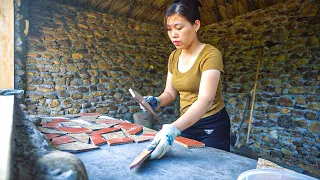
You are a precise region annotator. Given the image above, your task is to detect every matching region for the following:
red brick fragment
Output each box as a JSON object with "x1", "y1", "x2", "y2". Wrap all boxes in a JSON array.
[
  {"x1": 51, "y1": 135, "x2": 76, "y2": 146},
  {"x1": 115, "y1": 122, "x2": 142, "y2": 130},
  {"x1": 51, "y1": 119, "x2": 70, "y2": 123},
  {"x1": 42, "y1": 122, "x2": 62, "y2": 128},
  {"x1": 124, "y1": 126, "x2": 143, "y2": 135},
  {"x1": 57, "y1": 127, "x2": 93, "y2": 134},
  {"x1": 175, "y1": 136, "x2": 205, "y2": 148},
  {"x1": 141, "y1": 133, "x2": 156, "y2": 138},
  {"x1": 91, "y1": 127, "x2": 120, "y2": 136},
  {"x1": 90, "y1": 134, "x2": 107, "y2": 146},
  {"x1": 107, "y1": 137, "x2": 133, "y2": 146},
  {"x1": 44, "y1": 133, "x2": 61, "y2": 140}
]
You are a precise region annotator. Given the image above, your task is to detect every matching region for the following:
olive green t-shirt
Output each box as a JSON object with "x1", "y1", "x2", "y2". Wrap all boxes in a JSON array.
[{"x1": 168, "y1": 44, "x2": 225, "y2": 118}]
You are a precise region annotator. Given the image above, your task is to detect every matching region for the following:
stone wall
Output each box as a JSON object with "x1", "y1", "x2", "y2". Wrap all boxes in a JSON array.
[
  {"x1": 14, "y1": 0, "x2": 28, "y2": 90},
  {"x1": 21, "y1": 0, "x2": 319, "y2": 177},
  {"x1": 25, "y1": 0, "x2": 178, "y2": 126},
  {"x1": 199, "y1": 0, "x2": 319, "y2": 176}
]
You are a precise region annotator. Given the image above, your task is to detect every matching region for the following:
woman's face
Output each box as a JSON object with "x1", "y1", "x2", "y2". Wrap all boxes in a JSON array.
[{"x1": 166, "y1": 14, "x2": 198, "y2": 49}]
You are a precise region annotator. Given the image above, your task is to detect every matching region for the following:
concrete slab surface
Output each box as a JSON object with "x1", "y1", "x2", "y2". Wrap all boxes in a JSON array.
[{"x1": 76, "y1": 141, "x2": 257, "y2": 180}]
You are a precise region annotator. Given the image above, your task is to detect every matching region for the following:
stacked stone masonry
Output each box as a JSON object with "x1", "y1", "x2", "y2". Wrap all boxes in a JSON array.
[
  {"x1": 13, "y1": 0, "x2": 319, "y2": 177},
  {"x1": 24, "y1": 0, "x2": 178, "y2": 126},
  {"x1": 199, "y1": 0, "x2": 319, "y2": 176}
]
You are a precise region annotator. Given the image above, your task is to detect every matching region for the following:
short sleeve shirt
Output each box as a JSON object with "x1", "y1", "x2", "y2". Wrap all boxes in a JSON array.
[{"x1": 168, "y1": 44, "x2": 225, "y2": 118}]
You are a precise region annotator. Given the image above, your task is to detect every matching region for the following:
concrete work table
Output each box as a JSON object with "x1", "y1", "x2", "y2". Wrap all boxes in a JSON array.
[{"x1": 76, "y1": 141, "x2": 257, "y2": 180}]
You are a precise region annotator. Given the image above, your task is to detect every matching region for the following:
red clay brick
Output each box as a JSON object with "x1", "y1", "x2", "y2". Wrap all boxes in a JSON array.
[
  {"x1": 42, "y1": 122, "x2": 62, "y2": 128},
  {"x1": 107, "y1": 137, "x2": 133, "y2": 146},
  {"x1": 141, "y1": 133, "x2": 156, "y2": 138},
  {"x1": 115, "y1": 122, "x2": 142, "y2": 130},
  {"x1": 90, "y1": 134, "x2": 107, "y2": 146},
  {"x1": 44, "y1": 133, "x2": 61, "y2": 140},
  {"x1": 124, "y1": 126, "x2": 143, "y2": 135},
  {"x1": 51, "y1": 135, "x2": 76, "y2": 146},
  {"x1": 50, "y1": 119, "x2": 71, "y2": 123},
  {"x1": 91, "y1": 127, "x2": 120, "y2": 136},
  {"x1": 175, "y1": 136, "x2": 205, "y2": 148}
]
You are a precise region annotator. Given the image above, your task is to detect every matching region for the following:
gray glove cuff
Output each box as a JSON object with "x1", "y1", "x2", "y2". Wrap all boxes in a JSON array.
[
  {"x1": 163, "y1": 124, "x2": 181, "y2": 137},
  {"x1": 155, "y1": 97, "x2": 161, "y2": 109}
]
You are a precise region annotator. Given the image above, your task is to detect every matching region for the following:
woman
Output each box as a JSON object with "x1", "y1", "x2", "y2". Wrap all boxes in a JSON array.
[{"x1": 144, "y1": 0, "x2": 230, "y2": 160}]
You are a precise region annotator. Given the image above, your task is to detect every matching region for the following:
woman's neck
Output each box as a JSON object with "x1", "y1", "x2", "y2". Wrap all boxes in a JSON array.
[{"x1": 181, "y1": 40, "x2": 204, "y2": 57}]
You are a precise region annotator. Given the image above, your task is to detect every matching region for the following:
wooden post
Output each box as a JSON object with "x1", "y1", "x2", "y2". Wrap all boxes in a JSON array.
[
  {"x1": 0, "y1": 0, "x2": 14, "y2": 89},
  {"x1": 246, "y1": 48, "x2": 262, "y2": 144}
]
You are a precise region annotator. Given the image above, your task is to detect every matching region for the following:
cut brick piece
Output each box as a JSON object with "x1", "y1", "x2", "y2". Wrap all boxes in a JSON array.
[
  {"x1": 141, "y1": 133, "x2": 156, "y2": 139},
  {"x1": 38, "y1": 127, "x2": 66, "y2": 134},
  {"x1": 90, "y1": 134, "x2": 107, "y2": 146},
  {"x1": 68, "y1": 133, "x2": 90, "y2": 143},
  {"x1": 41, "y1": 122, "x2": 62, "y2": 129},
  {"x1": 115, "y1": 122, "x2": 142, "y2": 130},
  {"x1": 53, "y1": 141, "x2": 99, "y2": 153},
  {"x1": 51, "y1": 135, "x2": 76, "y2": 146},
  {"x1": 174, "y1": 136, "x2": 205, "y2": 148},
  {"x1": 57, "y1": 127, "x2": 93, "y2": 134},
  {"x1": 44, "y1": 133, "x2": 61, "y2": 140},
  {"x1": 123, "y1": 126, "x2": 143, "y2": 135},
  {"x1": 107, "y1": 137, "x2": 133, "y2": 146},
  {"x1": 50, "y1": 119, "x2": 71, "y2": 123},
  {"x1": 91, "y1": 127, "x2": 120, "y2": 136},
  {"x1": 102, "y1": 131, "x2": 126, "y2": 140}
]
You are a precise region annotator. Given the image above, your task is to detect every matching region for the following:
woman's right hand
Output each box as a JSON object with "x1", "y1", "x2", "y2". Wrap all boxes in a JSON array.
[{"x1": 141, "y1": 96, "x2": 160, "y2": 110}]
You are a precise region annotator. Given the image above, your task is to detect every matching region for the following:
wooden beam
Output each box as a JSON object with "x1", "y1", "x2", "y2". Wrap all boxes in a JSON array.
[
  {"x1": 214, "y1": 0, "x2": 221, "y2": 22},
  {"x1": 0, "y1": 0, "x2": 14, "y2": 89},
  {"x1": 248, "y1": 0, "x2": 256, "y2": 10},
  {"x1": 246, "y1": 48, "x2": 262, "y2": 144},
  {"x1": 127, "y1": 0, "x2": 136, "y2": 18}
]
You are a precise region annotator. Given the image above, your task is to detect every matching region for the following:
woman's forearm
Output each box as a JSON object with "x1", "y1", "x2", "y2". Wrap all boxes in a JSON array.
[
  {"x1": 171, "y1": 98, "x2": 213, "y2": 131},
  {"x1": 158, "y1": 91, "x2": 176, "y2": 107}
]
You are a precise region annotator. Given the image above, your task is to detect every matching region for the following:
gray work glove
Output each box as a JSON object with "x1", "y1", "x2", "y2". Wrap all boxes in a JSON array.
[{"x1": 148, "y1": 124, "x2": 181, "y2": 160}]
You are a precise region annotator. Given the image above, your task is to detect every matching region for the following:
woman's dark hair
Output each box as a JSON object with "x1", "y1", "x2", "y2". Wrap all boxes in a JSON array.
[{"x1": 164, "y1": 0, "x2": 202, "y2": 26}]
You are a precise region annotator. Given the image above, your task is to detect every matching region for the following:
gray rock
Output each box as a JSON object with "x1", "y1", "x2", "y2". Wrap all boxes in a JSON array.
[{"x1": 35, "y1": 151, "x2": 88, "y2": 180}]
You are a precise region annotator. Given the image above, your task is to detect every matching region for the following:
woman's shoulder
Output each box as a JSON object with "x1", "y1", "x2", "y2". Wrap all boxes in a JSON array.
[
  {"x1": 202, "y1": 44, "x2": 222, "y2": 57},
  {"x1": 169, "y1": 49, "x2": 181, "y2": 60},
  {"x1": 203, "y1": 44, "x2": 221, "y2": 53}
]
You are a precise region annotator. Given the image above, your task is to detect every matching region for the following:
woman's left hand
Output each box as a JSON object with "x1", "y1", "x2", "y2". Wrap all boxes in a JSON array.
[{"x1": 148, "y1": 124, "x2": 181, "y2": 160}]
